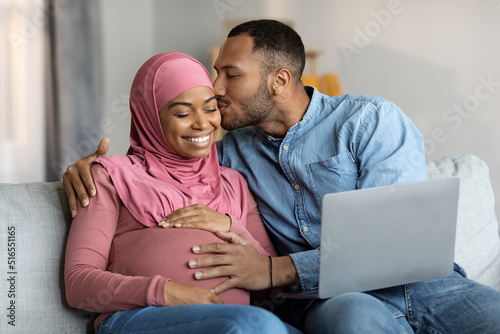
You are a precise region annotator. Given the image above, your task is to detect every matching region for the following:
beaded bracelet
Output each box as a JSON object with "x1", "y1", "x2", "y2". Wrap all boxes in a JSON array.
[{"x1": 268, "y1": 256, "x2": 274, "y2": 289}]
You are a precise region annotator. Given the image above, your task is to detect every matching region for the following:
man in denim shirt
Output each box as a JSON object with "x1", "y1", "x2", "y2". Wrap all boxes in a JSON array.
[{"x1": 66, "y1": 19, "x2": 500, "y2": 333}]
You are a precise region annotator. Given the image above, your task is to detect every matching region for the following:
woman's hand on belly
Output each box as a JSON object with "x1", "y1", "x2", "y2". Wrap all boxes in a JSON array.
[
  {"x1": 158, "y1": 204, "x2": 231, "y2": 233},
  {"x1": 163, "y1": 280, "x2": 223, "y2": 305}
]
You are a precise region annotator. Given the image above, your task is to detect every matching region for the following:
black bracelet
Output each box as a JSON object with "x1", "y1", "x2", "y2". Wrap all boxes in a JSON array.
[{"x1": 268, "y1": 256, "x2": 274, "y2": 289}]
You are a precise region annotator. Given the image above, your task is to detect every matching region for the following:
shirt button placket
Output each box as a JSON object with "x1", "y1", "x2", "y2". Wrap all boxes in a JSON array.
[
  {"x1": 286, "y1": 144, "x2": 300, "y2": 192},
  {"x1": 282, "y1": 142, "x2": 306, "y2": 236}
]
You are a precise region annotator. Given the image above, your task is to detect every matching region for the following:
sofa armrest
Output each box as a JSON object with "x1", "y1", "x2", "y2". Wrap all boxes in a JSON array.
[
  {"x1": 427, "y1": 155, "x2": 500, "y2": 291},
  {"x1": 0, "y1": 182, "x2": 93, "y2": 333}
]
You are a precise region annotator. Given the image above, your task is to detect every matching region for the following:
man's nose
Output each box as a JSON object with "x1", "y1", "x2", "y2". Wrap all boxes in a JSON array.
[{"x1": 213, "y1": 76, "x2": 226, "y2": 97}]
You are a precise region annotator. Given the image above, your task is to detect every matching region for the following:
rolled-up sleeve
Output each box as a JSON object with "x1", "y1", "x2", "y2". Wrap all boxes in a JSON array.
[{"x1": 289, "y1": 249, "x2": 320, "y2": 290}]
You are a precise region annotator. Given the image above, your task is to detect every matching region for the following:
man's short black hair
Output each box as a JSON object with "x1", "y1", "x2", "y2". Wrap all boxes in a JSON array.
[{"x1": 228, "y1": 19, "x2": 306, "y2": 83}]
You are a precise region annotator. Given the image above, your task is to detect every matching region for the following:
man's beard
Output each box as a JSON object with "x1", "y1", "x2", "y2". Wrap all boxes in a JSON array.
[{"x1": 221, "y1": 79, "x2": 277, "y2": 131}]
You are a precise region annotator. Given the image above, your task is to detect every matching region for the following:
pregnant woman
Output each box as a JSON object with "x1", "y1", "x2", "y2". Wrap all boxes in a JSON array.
[{"x1": 64, "y1": 52, "x2": 300, "y2": 334}]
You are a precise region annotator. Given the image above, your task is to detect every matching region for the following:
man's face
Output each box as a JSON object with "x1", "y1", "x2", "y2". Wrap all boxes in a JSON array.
[{"x1": 213, "y1": 35, "x2": 276, "y2": 131}]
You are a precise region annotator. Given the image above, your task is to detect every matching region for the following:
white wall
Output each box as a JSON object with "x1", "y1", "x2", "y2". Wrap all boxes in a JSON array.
[
  {"x1": 100, "y1": 0, "x2": 301, "y2": 155},
  {"x1": 152, "y1": 1, "x2": 222, "y2": 69},
  {"x1": 290, "y1": 0, "x2": 500, "y2": 215},
  {"x1": 100, "y1": 0, "x2": 156, "y2": 156},
  {"x1": 100, "y1": 0, "x2": 500, "y2": 215}
]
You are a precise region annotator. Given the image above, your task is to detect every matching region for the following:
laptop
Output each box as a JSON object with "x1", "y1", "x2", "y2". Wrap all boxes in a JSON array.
[{"x1": 278, "y1": 177, "x2": 460, "y2": 299}]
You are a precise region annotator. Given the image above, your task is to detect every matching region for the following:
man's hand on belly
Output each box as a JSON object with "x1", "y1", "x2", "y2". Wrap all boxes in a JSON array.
[
  {"x1": 188, "y1": 231, "x2": 300, "y2": 294},
  {"x1": 188, "y1": 231, "x2": 271, "y2": 293}
]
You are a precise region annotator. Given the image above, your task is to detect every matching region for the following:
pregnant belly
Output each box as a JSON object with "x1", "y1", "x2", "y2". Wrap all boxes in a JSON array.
[{"x1": 108, "y1": 227, "x2": 248, "y2": 305}]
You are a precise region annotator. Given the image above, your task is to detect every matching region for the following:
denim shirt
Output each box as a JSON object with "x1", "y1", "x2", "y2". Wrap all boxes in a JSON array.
[{"x1": 216, "y1": 87, "x2": 427, "y2": 290}]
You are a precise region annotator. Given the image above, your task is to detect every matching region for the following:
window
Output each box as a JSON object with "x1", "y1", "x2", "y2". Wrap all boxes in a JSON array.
[{"x1": 0, "y1": 0, "x2": 45, "y2": 182}]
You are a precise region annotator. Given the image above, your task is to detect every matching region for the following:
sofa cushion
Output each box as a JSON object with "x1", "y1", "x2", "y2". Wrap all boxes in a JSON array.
[
  {"x1": 0, "y1": 154, "x2": 499, "y2": 334},
  {"x1": 427, "y1": 155, "x2": 500, "y2": 291},
  {"x1": 0, "y1": 182, "x2": 93, "y2": 333}
]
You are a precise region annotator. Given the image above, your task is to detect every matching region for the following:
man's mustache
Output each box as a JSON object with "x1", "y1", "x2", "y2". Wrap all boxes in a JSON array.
[{"x1": 216, "y1": 97, "x2": 231, "y2": 106}]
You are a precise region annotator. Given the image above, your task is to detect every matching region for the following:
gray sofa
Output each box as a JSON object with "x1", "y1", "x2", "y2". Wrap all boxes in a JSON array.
[{"x1": 1, "y1": 154, "x2": 500, "y2": 333}]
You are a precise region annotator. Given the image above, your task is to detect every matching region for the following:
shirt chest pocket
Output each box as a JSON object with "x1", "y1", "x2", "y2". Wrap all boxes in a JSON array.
[{"x1": 306, "y1": 151, "x2": 359, "y2": 208}]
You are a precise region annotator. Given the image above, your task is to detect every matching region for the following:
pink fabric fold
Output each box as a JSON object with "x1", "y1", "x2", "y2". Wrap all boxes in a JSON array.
[{"x1": 93, "y1": 52, "x2": 243, "y2": 227}]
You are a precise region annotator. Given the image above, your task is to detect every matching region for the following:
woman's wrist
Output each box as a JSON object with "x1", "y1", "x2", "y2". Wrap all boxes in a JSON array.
[{"x1": 163, "y1": 279, "x2": 174, "y2": 305}]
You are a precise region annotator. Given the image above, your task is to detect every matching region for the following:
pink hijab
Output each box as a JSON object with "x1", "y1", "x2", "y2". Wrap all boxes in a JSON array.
[{"x1": 94, "y1": 52, "x2": 245, "y2": 227}]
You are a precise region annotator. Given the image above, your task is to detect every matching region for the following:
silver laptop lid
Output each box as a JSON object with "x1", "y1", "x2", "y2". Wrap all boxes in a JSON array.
[{"x1": 318, "y1": 177, "x2": 460, "y2": 299}]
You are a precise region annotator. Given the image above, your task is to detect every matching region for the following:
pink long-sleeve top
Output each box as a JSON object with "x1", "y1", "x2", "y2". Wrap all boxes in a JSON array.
[{"x1": 64, "y1": 164, "x2": 276, "y2": 330}]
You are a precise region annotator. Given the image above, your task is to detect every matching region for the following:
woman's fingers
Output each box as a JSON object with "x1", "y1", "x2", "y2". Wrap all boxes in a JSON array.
[
  {"x1": 158, "y1": 204, "x2": 230, "y2": 232},
  {"x1": 163, "y1": 281, "x2": 223, "y2": 305}
]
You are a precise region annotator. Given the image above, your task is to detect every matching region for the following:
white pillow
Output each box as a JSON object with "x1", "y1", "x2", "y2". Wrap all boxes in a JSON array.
[{"x1": 427, "y1": 155, "x2": 500, "y2": 291}]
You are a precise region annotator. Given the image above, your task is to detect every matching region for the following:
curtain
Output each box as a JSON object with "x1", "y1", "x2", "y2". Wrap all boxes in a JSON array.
[{"x1": 45, "y1": 0, "x2": 102, "y2": 181}]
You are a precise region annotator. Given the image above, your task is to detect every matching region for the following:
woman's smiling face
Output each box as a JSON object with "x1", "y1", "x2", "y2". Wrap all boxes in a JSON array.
[{"x1": 159, "y1": 86, "x2": 220, "y2": 159}]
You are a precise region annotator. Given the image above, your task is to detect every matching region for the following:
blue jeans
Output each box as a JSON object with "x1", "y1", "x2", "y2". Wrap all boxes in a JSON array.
[
  {"x1": 96, "y1": 304, "x2": 302, "y2": 334},
  {"x1": 301, "y1": 264, "x2": 500, "y2": 333}
]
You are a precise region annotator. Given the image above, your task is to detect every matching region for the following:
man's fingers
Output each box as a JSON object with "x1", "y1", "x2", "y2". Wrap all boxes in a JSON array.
[
  {"x1": 192, "y1": 241, "x2": 234, "y2": 256},
  {"x1": 192, "y1": 263, "x2": 234, "y2": 281},
  {"x1": 77, "y1": 157, "x2": 97, "y2": 197},
  {"x1": 83, "y1": 137, "x2": 109, "y2": 196},
  {"x1": 79, "y1": 137, "x2": 109, "y2": 197},
  {"x1": 189, "y1": 251, "x2": 233, "y2": 270},
  {"x1": 65, "y1": 164, "x2": 90, "y2": 208},
  {"x1": 63, "y1": 175, "x2": 78, "y2": 218},
  {"x1": 61, "y1": 137, "x2": 109, "y2": 218},
  {"x1": 214, "y1": 230, "x2": 250, "y2": 245},
  {"x1": 95, "y1": 137, "x2": 110, "y2": 158}
]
